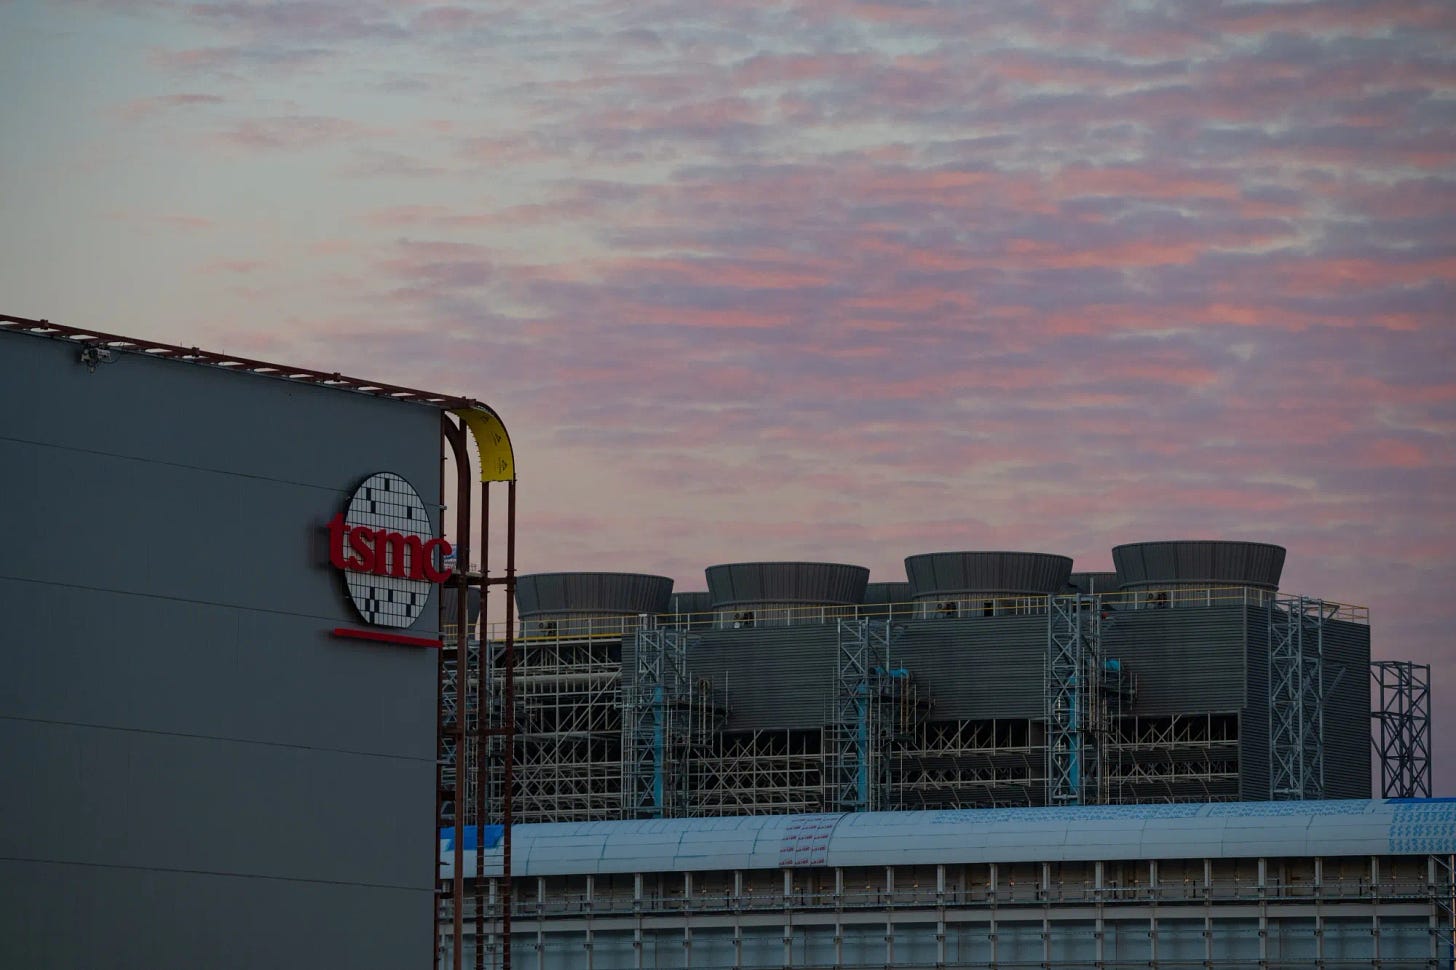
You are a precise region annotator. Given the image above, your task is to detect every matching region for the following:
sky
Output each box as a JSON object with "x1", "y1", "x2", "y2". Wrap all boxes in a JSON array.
[{"x1": 2, "y1": 1, "x2": 1454, "y2": 788}]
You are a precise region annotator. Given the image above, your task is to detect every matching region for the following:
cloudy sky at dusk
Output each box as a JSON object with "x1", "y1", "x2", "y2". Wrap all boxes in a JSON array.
[{"x1": 3, "y1": 3, "x2": 1453, "y2": 783}]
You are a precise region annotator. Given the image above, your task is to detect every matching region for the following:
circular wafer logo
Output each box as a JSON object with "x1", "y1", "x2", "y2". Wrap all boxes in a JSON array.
[{"x1": 327, "y1": 472, "x2": 452, "y2": 628}]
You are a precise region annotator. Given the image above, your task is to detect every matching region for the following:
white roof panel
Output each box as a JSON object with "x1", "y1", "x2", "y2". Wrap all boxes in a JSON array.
[{"x1": 441, "y1": 799, "x2": 1456, "y2": 879}]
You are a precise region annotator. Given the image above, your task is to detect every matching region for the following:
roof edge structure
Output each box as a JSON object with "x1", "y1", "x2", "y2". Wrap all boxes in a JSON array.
[
  {"x1": 1, "y1": 313, "x2": 477, "y2": 410},
  {"x1": 441, "y1": 799, "x2": 1456, "y2": 878},
  {"x1": 2, "y1": 314, "x2": 518, "y2": 483}
]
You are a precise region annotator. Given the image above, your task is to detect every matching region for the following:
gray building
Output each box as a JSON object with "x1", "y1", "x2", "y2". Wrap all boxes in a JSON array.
[
  {"x1": 0, "y1": 320, "x2": 494, "y2": 968},
  {"x1": 443, "y1": 798, "x2": 1456, "y2": 969},
  {"x1": 482, "y1": 543, "x2": 1382, "y2": 826}
]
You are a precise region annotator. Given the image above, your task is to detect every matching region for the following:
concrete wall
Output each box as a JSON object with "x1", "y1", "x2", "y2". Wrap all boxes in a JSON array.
[{"x1": 0, "y1": 333, "x2": 441, "y2": 969}]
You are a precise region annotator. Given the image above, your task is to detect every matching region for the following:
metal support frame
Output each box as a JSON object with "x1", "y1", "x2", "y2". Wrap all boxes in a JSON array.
[
  {"x1": 622, "y1": 625, "x2": 695, "y2": 818},
  {"x1": 826, "y1": 618, "x2": 901, "y2": 812},
  {"x1": 1371, "y1": 660, "x2": 1432, "y2": 798},
  {"x1": 438, "y1": 414, "x2": 517, "y2": 970},
  {"x1": 1268, "y1": 595, "x2": 1333, "y2": 800},
  {"x1": 1046, "y1": 594, "x2": 1107, "y2": 805}
]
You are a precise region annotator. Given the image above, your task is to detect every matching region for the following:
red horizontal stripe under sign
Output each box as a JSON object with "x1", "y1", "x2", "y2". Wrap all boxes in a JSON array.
[{"x1": 332, "y1": 627, "x2": 443, "y2": 649}]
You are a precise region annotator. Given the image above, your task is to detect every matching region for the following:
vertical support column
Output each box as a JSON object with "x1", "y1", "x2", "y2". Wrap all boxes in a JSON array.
[
  {"x1": 501, "y1": 479, "x2": 518, "y2": 970},
  {"x1": 442, "y1": 416, "x2": 473, "y2": 970},
  {"x1": 633, "y1": 873, "x2": 644, "y2": 970},
  {"x1": 783, "y1": 869, "x2": 794, "y2": 970},
  {"x1": 1203, "y1": 859, "x2": 1214, "y2": 969},
  {"x1": 475, "y1": 481, "x2": 489, "y2": 970},
  {"x1": 683, "y1": 871, "x2": 693, "y2": 967},
  {"x1": 936, "y1": 864, "x2": 947, "y2": 970},
  {"x1": 733, "y1": 871, "x2": 744, "y2": 970},
  {"x1": 1258, "y1": 857, "x2": 1269, "y2": 967},
  {"x1": 884, "y1": 865, "x2": 895, "y2": 969},
  {"x1": 1148, "y1": 859, "x2": 1159, "y2": 970},
  {"x1": 1315, "y1": 857, "x2": 1325, "y2": 970},
  {"x1": 1371, "y1": 856, "x2": 1382, "y2": 967},
  {"x1": 989, "y1": 863, "x2": 999, "y2": 970},
  {"x1": 584, "y1": 874, "x2": 595, "y2": 970},
  {"x1": 833, "y1": 868, "x2": 844, "y2": 970}
]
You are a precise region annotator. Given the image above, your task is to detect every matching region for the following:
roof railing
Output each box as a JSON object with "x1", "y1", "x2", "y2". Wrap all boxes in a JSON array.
[{"x1": 483, "y1": 585, "x2": 1367, "y2": 641}]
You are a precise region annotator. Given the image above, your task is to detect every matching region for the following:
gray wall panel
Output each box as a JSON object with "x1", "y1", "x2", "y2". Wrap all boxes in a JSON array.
[
  {"x1": 0, "y1": 331, "x2": 442, "y2": 969},
  {"x1": 0, "y1": 332, "x2": 439, "y2": 491},
  {"x1": 0, "y1": 859, "x2": 428, "y2": 970},
  {"x1": 0, "y1": 578, "x2": 436, "y2": 760},
  {"x1": 0, "y1": 436, "x2": 440, "y2": 632},
  {"x1": 0, "y1": 706, "x2": 433, "y2": 888}
]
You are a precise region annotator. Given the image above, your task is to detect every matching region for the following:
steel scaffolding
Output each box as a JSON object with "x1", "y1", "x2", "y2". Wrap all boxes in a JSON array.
[
  {"x1": 1105, "y1": 713, "x2": 1239, "y2": 804},
  {"x1": 456, "y1": 585, "x2": 1371, "y2": 843},
  {"x1": 1268, "y1": 595, "x2": 1334, "y2": 799},
  {"x1": 825, "y1": 618, "x2": 909, "y2": 812},
  {"x1": 1371, "y1": 660, "x2": 1432, "y2": 798},
  {"x1": 622, "y1": 625, "x2": 690, "y2": 818},
  {"x1": 890, "y1": 718, "x2": 1043, "y2": 809},
  {"x1": 484, "y1": 633, "x2": 623, "y2": 823},
  {"x1": 691, "y1": 729, "x2": 824, "y2": 816},
  {"x1": 1046, "y1": 594, "x2": 1107, "y2": 805}
]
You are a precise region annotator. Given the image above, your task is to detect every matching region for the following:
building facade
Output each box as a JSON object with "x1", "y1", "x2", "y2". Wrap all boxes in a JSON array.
[
  {"x1": 1, "y1": 319, "x2": 511, "y2": 969},
  {"x1": 442, "y1": 798, "x2": 1456, "y2": 969}
]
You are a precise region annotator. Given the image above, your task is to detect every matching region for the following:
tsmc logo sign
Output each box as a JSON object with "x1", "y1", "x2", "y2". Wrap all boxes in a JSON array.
[{"x1": 327, "y1": 472, "x2": 453, "y2": 630}]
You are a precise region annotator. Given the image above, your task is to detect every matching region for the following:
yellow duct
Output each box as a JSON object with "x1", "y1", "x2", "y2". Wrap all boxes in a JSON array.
[{"x1": 450, "y1": 405, "x2": 516, "y2": 482}]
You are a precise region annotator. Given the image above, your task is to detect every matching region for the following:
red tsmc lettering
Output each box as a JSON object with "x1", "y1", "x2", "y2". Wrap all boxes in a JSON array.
[{"x1": 327, "y1": 513, "x2": 453, "y2": 583}]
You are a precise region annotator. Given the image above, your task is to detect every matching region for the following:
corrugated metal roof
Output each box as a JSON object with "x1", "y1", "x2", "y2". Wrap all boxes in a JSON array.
[{"x1": 442, "y1": 799, "x2": 1456, "y2": 878}]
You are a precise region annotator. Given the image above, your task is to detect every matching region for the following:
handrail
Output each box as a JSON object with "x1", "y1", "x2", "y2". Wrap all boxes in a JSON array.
[{"x1": 478, "y1": 586, "x2": 1368, "y2": 641}]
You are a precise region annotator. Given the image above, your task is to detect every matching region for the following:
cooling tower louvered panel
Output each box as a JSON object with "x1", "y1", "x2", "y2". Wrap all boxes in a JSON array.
[
  {"x1": 1321, "y1": 618, "x2": 1372, "y2": 799},
  {"x1": 705, "y1": 562, "x2": 869, "y2": 608},
  {"x1": 670, "y1": 591, "x2": 713, "y2": 615},
  {"x1": 1066, "y1": 572, "x2": 1119, "y2": 594},
  {"x1": 862, "y1": 582, "x2": 912, "y2": 606},
  {"x1": 1240, "y1": 607, "x2": 1271, "y2": 801},
  {"x1": 516, "y1": 572, "x2": 674, "y2": 617},
  {"x1": 687, "y1": 626, "x2": 839, "y2": 730},
  {"x1": 1112, "y1": 541, "x2": 1286, "y2": 591},
  {"x1": 904, "y1": 552, "x2": 1073, "y2": 599},
  {"x1": 894, "y1": 616, "x2": 1048, "y2": 719},
  {"x1": 440, "y1": 586, "x2": 481, "y2": 630},
  {"x1": 1101, "y1": 606, "x2": 1248, "y2": 715}
]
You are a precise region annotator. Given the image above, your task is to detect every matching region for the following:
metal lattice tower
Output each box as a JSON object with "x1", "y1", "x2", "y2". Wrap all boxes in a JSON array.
[
  {"x1": 1371, "y1": 660, "x2": 1432, "y2": 798},
  {"x1": 826, "y1": 618, "x2": 900, "y2": 813},
  {"x1": 1046, "y1": 594, "x2": 1106, "y2": 805},
  {"x1": 622, "y1": 624, "x2": 693, "y2": 818},
  {"x1": 1268, "y1": 596, "x2": 1331, "y2": 800}
]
